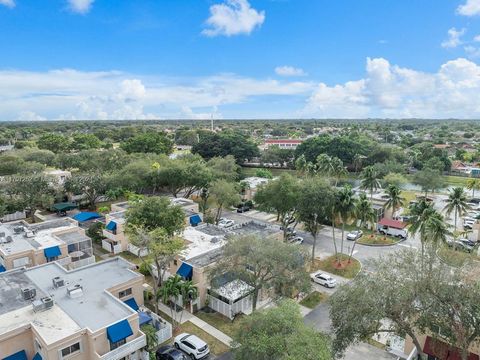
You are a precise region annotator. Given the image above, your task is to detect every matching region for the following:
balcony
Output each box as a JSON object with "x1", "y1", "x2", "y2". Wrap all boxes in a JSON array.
[
  {"x1": 103, "y1": 229, "x2": 120, "y2": 242},
  {"x1": 98, "y1": 333, "x2": 147, "y2": 360}
]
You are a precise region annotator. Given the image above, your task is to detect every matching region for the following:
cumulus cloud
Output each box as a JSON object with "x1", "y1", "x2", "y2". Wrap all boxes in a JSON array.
[
  {"x1": 202, "y1": 0, "x2": 265, "y2": 37},
  {"x1": 275, "y1": 66, "x2": 307, "y2": 77},
  {"x1": 441, "y1": 27, "x2": 466, "y2": 48},
  {"x1": 180, "y1": 106, "x2": 222, "y2": 120},
  {"x1": 0, "y1": 0, "x2": 15, "y2": 8},
  {"x1": 17, "y1": 111, "x2": 46, "y2": 121},
  {"x1": 303, "y1": 57, "x2": 480, "y2": 118},
  {"x1": 457, "y1": 0, "x2": 480, "y2": 16},
  {"x1": 67, "y1": 0, "x2": 94, "y2": 14}
]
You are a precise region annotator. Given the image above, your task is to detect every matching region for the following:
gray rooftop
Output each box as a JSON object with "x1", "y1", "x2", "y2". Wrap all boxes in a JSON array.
[
  {"x1": 229, "y1": 221, "x2": 280, "y2": 238},
  {"x1": 56, "y1": 230, "x2": 90, "y2": 245},
  {"x1": 24, "y1": 257, "x2": 140, "y2": 331},
  {"x1": 0, "y1": 270, "x2": 46, "y2": 315},
  {"x1": 187, "y1": 247, "x2": 224, "y2": 268},
  {"x1": 196, "y1": 224, "x2": 231, "y2": 237}
]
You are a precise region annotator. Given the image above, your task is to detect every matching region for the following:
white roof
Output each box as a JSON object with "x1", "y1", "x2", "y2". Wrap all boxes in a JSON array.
[
  {"x1": 242, "y1": 177, "x2": 271, "y2": 188},
  {"x1": 181, "y1": 227, "x2": 225, "y2": 261},
  {"x1": 214, "y1": 279, "x2": 254, "y2": 302}
]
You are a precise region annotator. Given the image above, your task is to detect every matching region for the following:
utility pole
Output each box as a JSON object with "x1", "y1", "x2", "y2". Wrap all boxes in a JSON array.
[{"x1": 210, "y1": 113, "x2": 214, "y2": 132}]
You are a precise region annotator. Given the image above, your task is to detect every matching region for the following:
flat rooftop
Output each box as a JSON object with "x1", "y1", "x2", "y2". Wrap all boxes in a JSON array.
[
  {"x1": 181, "y1": 226, "x2": 226, "y2": 261},
  {"x1": 187, "y1": 247, "x2": 224, "y2": 268},
  {"x1": 0, "y1": 219, "x2": 77, "y2": 255},
  {"x1": 229, "y1": 221, "x2": 280, "y2": 238},
  {"x1": 25, "y1": 257, "x2": 140, "y2": 332},
  {"x1": 0, "y1": 270, "x2": 46, "y2": 315}
]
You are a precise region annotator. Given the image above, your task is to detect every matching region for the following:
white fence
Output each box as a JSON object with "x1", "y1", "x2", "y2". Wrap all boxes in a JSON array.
[
  {"x1": 128, "y1": 243, "x2": 149, "y2": 257},
  {"x1": 1, "y1": 211, "x2": 26, "y2": 222},
  {"x1": 207, "y1": 294, "x2": 253, "y2": 320},
  {"x1": 102, "y1": 240, "x2": 122, "y2": 254},
  {"x1": 141, "y1": 307, "x2": 173, "y2": 344}
]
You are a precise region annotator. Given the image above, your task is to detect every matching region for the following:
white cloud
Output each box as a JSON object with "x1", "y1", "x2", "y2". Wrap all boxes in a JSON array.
[
  {"x1": 180, "y1": 106, "x2": 222, "y2": 120},
  {"x1": 457, "y1": 0, "x2": 480, "y2": 16},
  {"x1": 465, "y1": 45, "x2": 480, "y2": 58},
  {"x1": 202, "y1": 0, "x2": 265, "y2": 37},
  {"x1": 0, "y1": 0, "x2": 15, "y2": 8},
  {"x1": 67, "y1": 0, "x2": 94, "y2": 14},
  {"x1": 275, "y1": 66, "x2": 307, "y2": 77},
  {"x1": 474, "y1": 35, "x2": 480, "y2": 42},
  {"x1": 17, "y1": 111, "x2": 46, "y2": 121},
  {"x1": 303, "y1": 57, "x2": 480, "y2": 118},
  {"x1": 441, "y1": 27, "x2": 466, "y2": 48}
]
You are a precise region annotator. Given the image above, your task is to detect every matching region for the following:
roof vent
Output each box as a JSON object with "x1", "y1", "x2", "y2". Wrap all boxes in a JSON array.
[
  {"x1": 67, "y1": 284, "x2": 83, "y2": 298},
  {"x1": 21, "y1": 287, "x2": 37, "y2": 301},
  {"x1": 32, "y1": 296, "x2": 54, "y2": 312},
  {"x1": 0, "y1": 232, "x2": 5, "y2": 238},
  {"x1": 210, "y1": 237, "x2": 220, "y2": 243},
  {"x1": 52, "y1": 276, "x2": 65, "y2": 289},
  {"x1": 25, "y1": 231, "x2": 35, "y2": 238},
  {"x1": 13, "y1": 226, "x2": 23, "y2": 234},
  {"x1": 5, "y1": 236, "x2": 12, "y2": 243}
]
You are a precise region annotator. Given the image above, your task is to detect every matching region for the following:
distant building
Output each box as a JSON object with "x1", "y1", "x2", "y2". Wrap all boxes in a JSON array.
[
  {"x1": 241, "y1": 177, "x2": 271, "y2": 200},
  {"x1": 263, "y1": 139, "x2": 303, "y2": 150},
  {"x1": 0, "y1": 257, "x2": 156, "y2": 360}
]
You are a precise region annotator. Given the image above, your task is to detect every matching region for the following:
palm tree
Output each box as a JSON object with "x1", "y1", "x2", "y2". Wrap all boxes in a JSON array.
[
  {"x1": 355, "y1": 193, "x2": 376, "y2": 229},
  {"x1": 160, "y1": 275, "x2": 184, "y2": 329},
  {"x1": 141, "y1": 324, "x2": 159, "y2": 355},
  {"x1": 317, "y1": 154, "x2": 347, "y2": 186},
  {"x1": 360, "y1": 166, "x2": 381, "y2": 200},
  {"x1": 336, "y1": 186, "x2": 356, "y2": 258},
  {"x1": 467, "y1": 178, "x2": 480, "y2": 198},
  {"x1": 385, "y1": 185, "x2": 405, "y2": 219},
  {"x1": 443, "y1": 187, "x2": 469, "y2": 234},
  {"x1": 181, "y1": 280, "x2": 199, "y2": 312},
  {"x1": 353, "y1": 154, "x2": 366, "y2": 174},
  {"x1": 408, "y1": 200, "x2": 437, "y2": 257},
  {"x1": 426, "y1": 212, "x2": 451, "y2": 250}
]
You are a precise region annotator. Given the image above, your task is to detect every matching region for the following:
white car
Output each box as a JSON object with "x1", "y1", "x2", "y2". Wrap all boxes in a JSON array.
[
  {"x1": 311, "y1": 273, "x2": 337, "y2": 288},
  {"x1": 288, "y1": 236, "x2": 304, "y2": 245},
  {"x1": 464, "y1": 220, "x2": 475, "y2": 229},
  {"x1": 218, "y1": 219, "x2": 234, "y2": 228},
  {"x1": 174, "y1": 333, "x2": 210, "y2": 360},
  {"x1": 346, "y1": 230, "x2": 363, "y2": 241}
]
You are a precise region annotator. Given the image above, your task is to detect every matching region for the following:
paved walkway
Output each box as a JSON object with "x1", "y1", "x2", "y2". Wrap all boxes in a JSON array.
[{"x1": 189, "y1": 316, "x2": 233, "y2": 347}]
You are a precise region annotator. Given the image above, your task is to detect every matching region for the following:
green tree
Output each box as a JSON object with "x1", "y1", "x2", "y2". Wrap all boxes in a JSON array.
[
  {"x1": 408, "y1": 200, "x2": 444, "y2": 257},
  {"x1": 354, "y1": 193, "x2": 376, "y2": 229},
  {"x1": 37, "y1": 133, "x2": 71, "y2": 153},
  {"x1": 412, "y1": 168, "x2": 445, "y2": 196},
  {"x1": 232, "y1": 300, "x2": 331, "y2": 360},
  {"x1": 443, "y1": 187, "x2": 469, "y2": 237},
  {"x1": 207, "y1": 155, "x2": 239, "y2": 181},
  {"x1": 360, "y1": 166, "x2": 381, "y2": 200},
  {"x1": 64, "y1": 173, "x2": 108, "y2": 209},
  {"x1": 255, "y1": 168, "x2": 273, "y2": 179},
  {"x1": 254, "y1": 174, "x2": 300, "y2": 241},
  {"x1": 160, "y1": 275, "x2": 198, "y2": 329},
  {"x1": 209, "y1": 179, "x2": 241, "y2": 224},
  {"x1": 120, "y1": 132, "x2": 173, "y2": 155},
  {"x1": 297, "y1": 177, "x2": 335, "y2": 263},
  {"x1": 316, "y1": 154, "x2": 347, "y2": 186},
  {"x1": 70, "y1": 133, "x2": 102, "y2": 150},
  {"x1": 383, "y1": 172, "x2": 407, "y2": 188},
  {"x1": 385, "y1": 184, "x2": 405, "y2": 218},
  {"x1": 141, "y1": 324, "x2": 159, "y2": 357},
  {"x1": 211, "y1": 236, "x2": 310, "y2": 311},
  {"x1": 466, "y1": 177, "x2": 480, "y2": 198},
  {"x1": 336, "y1": 186, "x2": 356, "y2": 258}
]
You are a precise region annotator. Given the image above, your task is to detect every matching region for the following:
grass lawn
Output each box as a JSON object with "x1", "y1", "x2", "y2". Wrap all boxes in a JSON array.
[
  {"x1": 195, "y1": 310, "x2": 243, "y2": 338},
  {"x1": 357, "y1": 233, "x2": 398, "y2": 245},
  {"x1": 240, "y1": 166, "x2": 295, "y2": 177},
  {"x1": 177, "y1": 321, "x2": 231, "y2": 356},
  {"x1": 437, "y1": 246, "x2": 479, "y2": 268},
  {"x1": 442, "y1": 175, "x2": 469, "y2": 187},
  {"x1": 310, "y1": 254, "x2": 361, "y2": 279},
  {"x1": 299, "y1": 291, "x2": 329, "y2": 309},
  {"x1": 119, "y1": 251, "x2": 142, "y2": 265}
]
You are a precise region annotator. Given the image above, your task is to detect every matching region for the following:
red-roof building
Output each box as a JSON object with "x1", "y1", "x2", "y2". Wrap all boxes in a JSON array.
[{"x1": 378, "y1": 218, "x2": 407, "y2": 229}]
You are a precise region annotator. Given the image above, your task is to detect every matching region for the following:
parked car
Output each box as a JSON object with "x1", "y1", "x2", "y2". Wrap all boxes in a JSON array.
[
  {"x1": 218, "y1": 219, "x2": 234, "y2": 228},
  {"x1": 459, "y1": 238, "x2": 477, "y2": 247},
  {"x1": 174, "y1": 333, "x2": 210, "y2": 360},
  {"x1": 236, "y1": 204, "x2": 252, "y2": 213},
  {"x1": 311, "y1": 273, "x2": 337, "y2": 288},
  {"x1": 156, "y1": 345, "x2": 188, "y2": 360},
  {"x1": 446, "y1": 239, "x2": 474, "y2": 253},
  {"x1": 346, "y1": 230, "x2": 363, "y2": 241},
  {"x1": 288, "y1": 236, "x2": 304, "y2": 245},
  {"x1": 464, "y1": 220, "x2": 475, "y2": 229}
]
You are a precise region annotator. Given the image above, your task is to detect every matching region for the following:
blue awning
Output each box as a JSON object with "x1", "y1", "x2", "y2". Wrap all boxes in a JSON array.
[
  {"x1": 44, "y1": 246, "x2": 61, "y2": 259},
  {"x1": 189, "y1": 214, "x2": 202, "y2": 226},
  {"x1": 0, "y1": 265, "x2": 6, "y2": 273},
  {"x1": 124, "y1": 297, "x2": 139, "y2": 311},
  {"x1": 139, "y1": 311, "x2": 152, "y2": 326},
  {"x1": 72, "y1": 212, "x2": 101, "y2": 222},
  {"x1": 107, "y1": 319, "x2": 133, "y2": 343},
  {"x1": 3, "y1": 350, "x2": 27, "y2": 360},
  {"x1": 176, "y1": 262, "x2": 193, "y2": 280},
  {"x1": 32, "y1": 353, "x2": 42, "y2": 360},
  {"x1": 106, "y1": 221, "x2": 117, "y2": 231}
]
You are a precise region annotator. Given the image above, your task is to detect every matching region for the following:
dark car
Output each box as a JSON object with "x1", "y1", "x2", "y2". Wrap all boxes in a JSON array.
[
  {"x1": 156, "y1": 345, "x2": 188, "y2": 360},
  {"x1": 236, "y1": 204, "x2": 251, "y2": 213},
  {"x1": 460, "y1": 238, "x2": 477, "y2": 247}
]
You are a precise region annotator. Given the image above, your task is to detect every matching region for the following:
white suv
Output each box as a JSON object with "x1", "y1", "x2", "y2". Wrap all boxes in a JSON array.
[
  {"x1": 174, "y1": 333, "x2": 210, "y2": 359},
  {"x1": 311, "y1": 273, "x2": 337, "y2": 288},
  {"x1": 218, "y1": 218, "x2": 234, "y2": 228}
]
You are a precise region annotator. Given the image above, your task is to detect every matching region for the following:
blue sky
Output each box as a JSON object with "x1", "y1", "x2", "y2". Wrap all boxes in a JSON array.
[{"x1": 1, "y1": 0, "x2": 480, "y2": 120}]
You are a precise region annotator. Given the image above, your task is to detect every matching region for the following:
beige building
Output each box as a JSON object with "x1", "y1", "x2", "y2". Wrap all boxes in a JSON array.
[
  {"x1": 0, "y1": 218, "x2": 95, "y2": 273},
  {"x1": 0, "y1": 257, "x2": 150, "y2": 360},
  {"x1": 404, "y1": 333, "x2": 480, "y2": 359}
]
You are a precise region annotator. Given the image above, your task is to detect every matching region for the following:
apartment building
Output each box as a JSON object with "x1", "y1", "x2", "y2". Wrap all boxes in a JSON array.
[
  {"x1": 263, "y1": 139, "x2": 303, "y2": 150},
  {"x1": 0, "y1": 257, "x2": 149, "y2": 360},
  {"x1": 0, "y1": 218, "x2": 94, "y2": 273},
  {"x1": 404, "y1": 334, "x2": 480, "y2": 360}
]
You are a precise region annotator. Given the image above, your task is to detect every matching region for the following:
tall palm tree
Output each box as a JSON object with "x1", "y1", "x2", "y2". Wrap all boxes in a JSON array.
[
  {"x1": 160, "y1": 275, "x2": 184, "y2": 329},
  {"x1": 443, "y1": 187, "x2": 469, "y2": 234},
  {"x1": 317, "y1": 154, "x2": 347, "y2": 187},
  {"x1": 355, "y1": 193, "x2": 376, "y2": 229},
  {"x1": 426, "y1": 212, "x2": 451, "y2": 250},
  {"x1": 360, "y1": 166, "x2": 381, "y2": 200},
  {"x1": 467, "y1": 178, "x2": 480, "y2": 198},
  {"x1": 337, "y1": 186, "x2": 356, "y2": 258},
  {"x1": 408, "y1": 200, "x2": 437, "y2": 258},
  {"x1": 385, "y1": 184, "x2": 405, "y2": 218},
  {"x1": 353, "y1": 154, "x2": 365, "y2": 174}
]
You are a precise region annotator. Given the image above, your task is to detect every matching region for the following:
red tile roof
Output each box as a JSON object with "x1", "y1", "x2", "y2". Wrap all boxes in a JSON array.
[{"x1": 378, "y1": 218, "x2": 407, "y2": 229}]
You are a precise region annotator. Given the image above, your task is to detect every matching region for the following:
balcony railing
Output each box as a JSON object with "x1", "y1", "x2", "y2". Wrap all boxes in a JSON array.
[
  {"x1": 98, "y1": 333, "x2": 147, "y2": 360},
  {"x1": 102, "y1": 229, "x2": 119, "y2": 241}
]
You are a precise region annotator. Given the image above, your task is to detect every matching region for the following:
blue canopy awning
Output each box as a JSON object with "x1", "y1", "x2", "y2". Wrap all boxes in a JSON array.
[
  {"x1": 44, "y1": 246, "x2": 61, "y2": 259},
  {"x1": 0, "y1": 265, "x2": 6, "y2": 273},
  {"x1": 189, "y1": 214, "x2": 202, "y2": 226},
  {"x1": 32, "y1": 353, "x2": 42, "y2": 360},
  {"x1": 139, "y1": 311, "x2": 152, "y2": 326},
  {"x1": 106, "y1": 221, "x2": 117, "y2": 231},
  {"x1": 72, "y1": 212, "x2": 101, "y2": 222},
  {"x1": 124, "y1": 297, "x2": 139, "y2": 311},
  {"x1": 176, "y1": 262, "x2": 193, "y2": 280},
  {"x1": 107, "y1": 319, "x2": 133, "y2": 343},
  {"x1": 3, "y1": 350, "x2": 27, "y2": 360}
]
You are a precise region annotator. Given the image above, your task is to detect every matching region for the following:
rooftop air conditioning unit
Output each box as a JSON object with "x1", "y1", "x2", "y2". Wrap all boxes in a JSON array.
[
  {"x1": 25, "y1": 231, "x2": 35, "y2": 238},
  {"x1": 32, "y1": 299, "x2": 44, "y2": 312},
  {"x1": 41, "y1": 297, "x2": 54, "y2": 309},
  {"x1": 67, "y1": 284, "x2": 83, "y2": 298},
  {"x1": 5, "y1": 236, "x2": 12, "y2": 243},
  {"x1": 0, "y1": 232, "x2": 5, "y2": 238},
  {"x1": 52, "y1": 277, "x2": 65, "y2": 289},
  {"x1": 21, "y1": 287, "x2": 37, "y2": 301},
  {"x1": 210, "y1": 237, "x2": 220, "y2": 243},
  {"x1": 13, "y1": 226, "x2": 23, "y2": 234}
]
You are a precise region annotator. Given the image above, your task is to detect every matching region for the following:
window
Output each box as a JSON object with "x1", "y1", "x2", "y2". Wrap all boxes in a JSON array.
[
  {"x1": 110, "y1": 338, "x2": 126, "y2": 350},
  {"x1": 46, "y1": 256, "x2": 58, "y2": 263},
  {"x1": 118, "y1": 288, "x2": 132, "y2": 298},
  {"x1": 60, "y1": 342, "x2": 81, "y2": 358},
  {"x1": 173, "y1": 259, "x2": 178, "y2": 266}
]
